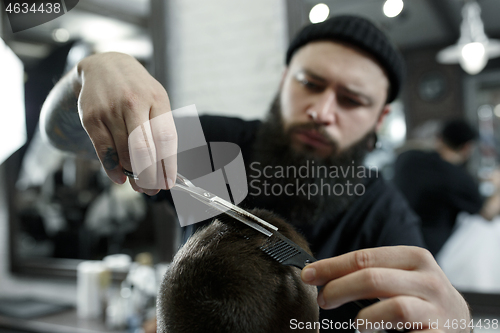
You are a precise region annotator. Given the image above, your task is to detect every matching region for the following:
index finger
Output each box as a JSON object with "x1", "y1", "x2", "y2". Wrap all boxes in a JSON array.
[
  {"x1": 301, "y1": 246, "x2": 433, "y2": 286},
  {"x1": 150, "y1": 105, "x2": 177, "y2": 189},
  {"x1": 128, "y1": 106, "x2": 177, "y2": 190},
  {"x1": 125, "y1": 86, "x2": 175, "y2": 191}
]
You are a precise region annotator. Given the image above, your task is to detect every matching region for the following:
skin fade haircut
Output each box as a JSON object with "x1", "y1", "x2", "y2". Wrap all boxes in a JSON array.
[{"x1": 157, "y1": 209, "x2": 319, "y2": 333}]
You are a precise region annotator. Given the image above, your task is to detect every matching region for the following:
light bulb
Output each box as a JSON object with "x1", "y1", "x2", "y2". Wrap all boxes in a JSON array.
[
  {"x1": 389, "y1": 118, "x2": 406, "y2": 142},
  {"x1": 309, "y1": 3, "x2": 330, "y2": 24},
  {"x1": 383, "y1": 0, "x2": 404, "y2": 18},
  {"x1": 493, "y1": 104, "x2": 500, "y2": 118},
  {"x1": 52, "y1": 28, "x2": 70, "y2": 43},
  {"x1": 460, "y1": 42, "x2": 487, "y2": 75},
  {"x1": 478, "y1": 105, "x2": 493, "y2": 120}
]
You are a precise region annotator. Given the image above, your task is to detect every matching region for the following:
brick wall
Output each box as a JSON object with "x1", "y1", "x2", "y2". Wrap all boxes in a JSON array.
[{"x1": 167, "y1": 0, "x2": 288, "y2": 119}]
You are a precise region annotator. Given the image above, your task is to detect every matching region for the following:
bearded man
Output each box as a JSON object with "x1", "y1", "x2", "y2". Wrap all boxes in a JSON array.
[{"x1": 41, "y1": 15, "x2": 471, "y2": 333}]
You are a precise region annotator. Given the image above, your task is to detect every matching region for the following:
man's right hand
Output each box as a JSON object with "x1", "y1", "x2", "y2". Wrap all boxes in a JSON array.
[
  {"x1": 77, "y1": 52, "x2": 177, "y2": 195},
  {"x1": 301, "y1": 246, "x2": 470, "y2": 333}
]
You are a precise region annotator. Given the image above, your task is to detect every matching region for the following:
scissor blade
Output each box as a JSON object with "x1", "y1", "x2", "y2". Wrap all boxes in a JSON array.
[
  {"x1": 210, "y1": 201, "x2": 273, "y2": 237},
  {"x1": 173, "y1": 183, "x2": 276, "y2": 236},
  {"x1": 210, "y1": 197, "x2": 278, "y2": 231}
]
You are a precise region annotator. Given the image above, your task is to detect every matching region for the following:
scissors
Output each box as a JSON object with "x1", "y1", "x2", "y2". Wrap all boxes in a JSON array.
[
  {"x1": 173, "y1": 173, "x2": 279, "y2": 237},
  {"x1": 122, "y1": 168, "x2": 277, "y2": 237}
]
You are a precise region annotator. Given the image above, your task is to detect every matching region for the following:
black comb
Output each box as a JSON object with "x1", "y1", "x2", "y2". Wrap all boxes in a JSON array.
[{"x1": 259, "y1": 230, "x2": 317, "y2": 269}]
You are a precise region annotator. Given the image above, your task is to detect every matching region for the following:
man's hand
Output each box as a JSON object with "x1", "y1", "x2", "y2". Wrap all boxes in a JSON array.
[
  {"x1": 301, "y1": 246, "x2": 470, "y2": 333},
  {"x1": 77, "y1": 52, "x2": 177, "y2": 195}
]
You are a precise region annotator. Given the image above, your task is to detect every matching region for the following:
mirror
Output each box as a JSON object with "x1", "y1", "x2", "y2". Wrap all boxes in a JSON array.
[
  {"x1": 7, "y1": 138, "x2": 179, "y2": 278},
  {"x1": 3, "y1": 0, "x2": 180, "y2": 279}
]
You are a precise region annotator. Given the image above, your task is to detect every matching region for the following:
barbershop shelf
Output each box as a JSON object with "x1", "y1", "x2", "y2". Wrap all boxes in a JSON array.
[{"x1": 0, "y1": 310, "x2": 126, "y2": 333}]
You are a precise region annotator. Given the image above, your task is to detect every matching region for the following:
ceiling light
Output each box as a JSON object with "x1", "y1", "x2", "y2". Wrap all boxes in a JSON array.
[
  {"x1": 493, "y1": 104, "x2": 500, "y2": 118},
  {"x1": 309, "y1": 3, "x2": 330, "y2": 24},
  {"x1": 52, "y1": 28, "x2": 70, "y2": 43},
  {"x1": 437, "y1": 1, "x2": 500, "y2": 75},
  {"x1": 383, "y1": 0, "x2": 404, "y2": 18},
  {"x1": 478, "y1": 105, "x2": 493, "y2": 120},
  {"x1": 460, "y1": 42, "x2": 486, "y2": 75}
]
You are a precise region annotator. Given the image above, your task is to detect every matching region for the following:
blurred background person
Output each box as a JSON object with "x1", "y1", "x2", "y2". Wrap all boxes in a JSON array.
[{"x1": 393, "y1": 119, "x2": 500, "y2": 256}]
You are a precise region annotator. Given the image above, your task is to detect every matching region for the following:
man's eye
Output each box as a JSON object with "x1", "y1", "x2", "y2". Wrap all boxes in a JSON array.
[
  {"x1": 300, "y1": 79, "x2": 322, "y2": 91},
  {"x1": 339, "y1": 95, "x2": 362, "y2": 106}
]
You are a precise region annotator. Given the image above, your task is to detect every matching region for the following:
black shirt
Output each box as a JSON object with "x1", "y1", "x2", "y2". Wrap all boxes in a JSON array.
[
  {"x1": 393, "y1": 150, "x2": 483, "y2": 256},
  {"x1": 157, "y1": 115, "x2": 425, "y2": 331}
]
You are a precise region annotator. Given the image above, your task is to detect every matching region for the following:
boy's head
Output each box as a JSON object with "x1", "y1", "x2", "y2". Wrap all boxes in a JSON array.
[
  {"x1": 436, "y1": 119, "x2": 478, "y2": 164},
  {"x1": 439, "y1": 119, "x2": 478, "y2": 151},
  {"x1": 157, "y1": 209, "x2": 319, "y2": 333}
]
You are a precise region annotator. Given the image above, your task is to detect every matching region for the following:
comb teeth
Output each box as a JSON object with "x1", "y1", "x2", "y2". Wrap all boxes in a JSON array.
[{"x1": 260, "y1": 238, "x2": 300, "y2": 263}]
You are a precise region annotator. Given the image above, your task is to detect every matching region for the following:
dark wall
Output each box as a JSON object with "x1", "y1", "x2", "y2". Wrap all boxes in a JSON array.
[{"x1": 402, "y1": 46, "x2": 464, "y2": 134}]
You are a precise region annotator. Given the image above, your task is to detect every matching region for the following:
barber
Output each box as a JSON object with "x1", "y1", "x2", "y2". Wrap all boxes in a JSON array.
[{"x1": 40, "y1": 15, "x2": 470, "y2": 332}]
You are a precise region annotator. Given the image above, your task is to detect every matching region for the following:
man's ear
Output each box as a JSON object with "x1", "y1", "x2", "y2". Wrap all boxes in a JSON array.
[
  {"x1": 460, "y1": 141, "x2": 474, "y2": 157},
  {"x1": 375, "y1": 104, "x2": 391, "y2": 132}
]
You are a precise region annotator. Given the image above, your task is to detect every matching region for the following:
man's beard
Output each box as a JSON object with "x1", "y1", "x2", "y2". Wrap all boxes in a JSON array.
[{"x1": 248, "y1": 93, "x2": 375, "y2": 226}]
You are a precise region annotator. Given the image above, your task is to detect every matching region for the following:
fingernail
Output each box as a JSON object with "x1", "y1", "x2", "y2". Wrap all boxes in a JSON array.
[
  {"x1": 113, "y1": 175, "x2": 126, "y2": 185},
  {"x1": 317, "y1": 292, "x2": 326, "y2": 308},
  {"x1": 144, "y1": 190, "x2": 158, "y2": 196},
  {"x1": 136, "y1": 188, "x2": 144, "y2": 194},
  {"x1": 167, "y1": 177, "x2": 174, "y2": 189},
  {"x1": 302, "y1": 267, "x2": 316, "y2": 282}
]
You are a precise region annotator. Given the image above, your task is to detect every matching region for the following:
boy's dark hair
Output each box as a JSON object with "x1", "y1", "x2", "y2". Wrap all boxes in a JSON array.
[
  {"x1": 157, "y1": 209, "x2": 319, "y2": 333},
  {"x1": 440, "y1": 119, "x2": 478, "y2": 150}
]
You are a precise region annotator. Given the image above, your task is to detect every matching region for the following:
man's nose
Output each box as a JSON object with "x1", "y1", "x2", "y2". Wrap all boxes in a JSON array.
[{"x1": 307, "y1": 91, "x2": 336, "y2": 125}]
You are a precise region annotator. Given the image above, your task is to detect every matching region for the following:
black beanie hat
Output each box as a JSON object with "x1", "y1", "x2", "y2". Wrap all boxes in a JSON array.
[
  {"x1": 440, "y1": 119, "x2": 478, "y2": 150},
  {"x1": 286, "y1": 15, "x2": 405, "y2": 103}
]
